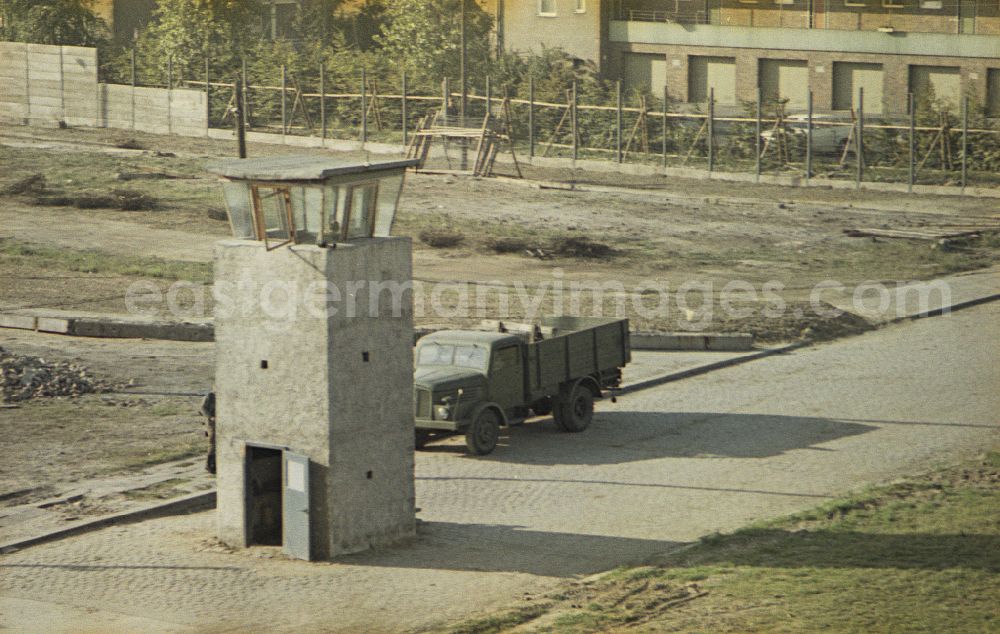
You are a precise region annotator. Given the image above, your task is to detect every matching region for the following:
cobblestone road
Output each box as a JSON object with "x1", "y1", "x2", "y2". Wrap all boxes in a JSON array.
[{"x1": 2, "y1": 302, "x2": 998, "y2": 632}]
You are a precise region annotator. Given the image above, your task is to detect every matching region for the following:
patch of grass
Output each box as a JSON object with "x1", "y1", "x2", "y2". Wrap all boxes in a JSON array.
[
  {"x1": 549, "y1": 236, "x2": 618, "y2": 259},
  {"x1": 445, "y1": 604, "x2": 551, "y2": 634},
  {"x1": 117, "y1": 445, "x2": 205, "y2": 472},
  {"x1": 446, "y1": 448, "x2": 1000, "y2": 633},
  {"x1": 419, "y1": 228, "x2": 466, "y2": 248},
  {"x1": 0, "y1": 238, "x2": 211, "y2": 283}
]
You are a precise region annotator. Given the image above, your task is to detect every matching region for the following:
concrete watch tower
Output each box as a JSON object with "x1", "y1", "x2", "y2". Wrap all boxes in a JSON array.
[{"x1": 206, "y1": 156, "x2": 419, "y2": 560}]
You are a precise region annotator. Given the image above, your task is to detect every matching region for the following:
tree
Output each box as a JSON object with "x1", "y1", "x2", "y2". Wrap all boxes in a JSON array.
[
  {"x1": 119, "y1": 0, "x2": 265, "y2": 85},
  {"x1": 0, "y1": 0, "x2": 108, "y2": 46},
  {"x1": 373, "y1": 0, "x2": 492, "y2": 89}
]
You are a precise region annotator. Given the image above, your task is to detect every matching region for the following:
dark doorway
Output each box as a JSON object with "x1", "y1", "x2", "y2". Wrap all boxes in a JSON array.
[{"x1": 246, "y1": 446, "x2": 282, "y2": 546}]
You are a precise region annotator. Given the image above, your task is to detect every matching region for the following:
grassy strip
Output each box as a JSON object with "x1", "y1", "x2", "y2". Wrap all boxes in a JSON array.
[
  {"x1": 0, "y1": 238, "x2": 212, "y2": 283},
  {"x1": 441, "y1": 447, "x2": 1000, "y2": 633}
]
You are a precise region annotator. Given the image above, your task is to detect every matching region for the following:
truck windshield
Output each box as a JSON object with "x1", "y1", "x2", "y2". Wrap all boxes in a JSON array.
[{"x1": 417, "y1": 343, "x2": 488, "y2": 372}]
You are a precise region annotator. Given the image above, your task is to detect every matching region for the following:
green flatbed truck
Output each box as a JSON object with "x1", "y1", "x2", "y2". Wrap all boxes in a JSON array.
[{"x1": 414, "y1": 316, "x2": 631, "y2": 455}]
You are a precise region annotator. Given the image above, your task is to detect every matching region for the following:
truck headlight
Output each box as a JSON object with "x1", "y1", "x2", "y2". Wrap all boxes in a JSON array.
[{"x1": 434, "y1": 404, "x2": 451, "y2": 420}]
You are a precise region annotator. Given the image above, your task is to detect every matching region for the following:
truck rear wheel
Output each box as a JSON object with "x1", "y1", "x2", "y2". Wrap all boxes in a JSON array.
[
  {"x1": 555, "y1": 384, "x2": 593, "y2": 432},
  {"x1": 465, "y1": 409, "x2": 501, "y2": 455}
]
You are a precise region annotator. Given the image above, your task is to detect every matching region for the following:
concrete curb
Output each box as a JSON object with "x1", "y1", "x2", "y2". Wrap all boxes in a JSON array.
[
  {"x1": 0, "y1": 491, "x2": 215, "y2": 555},
  {"x1": 886, "y1": 292, "x2": 1000, "y2": 324},
  {"x1": 617, "y1": 341, "x2": 810, "y2": 396},
  {"x1": 630, "y1": 332, "x2": 754, "y2": 352},
  {"x1": 0, "y1": 311, "x2": 213, "y2": 342}
]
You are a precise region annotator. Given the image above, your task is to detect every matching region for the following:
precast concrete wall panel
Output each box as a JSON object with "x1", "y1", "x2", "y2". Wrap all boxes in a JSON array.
[
  {"x1": 623, "y1": 53, "x2": 667, "y2": 94},
  {"x1": 987, "y1": 68, "x2": 1000, "y2": 117},
  {"x1": 909, "y1": 64, "x2": 961, "y2": 112}
]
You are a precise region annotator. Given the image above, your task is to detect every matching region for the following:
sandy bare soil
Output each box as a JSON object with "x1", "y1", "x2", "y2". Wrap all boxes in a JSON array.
[
  {"x1": 1, "y1": 123, "x2": 997, "y2": 336},
  {"x1": 0, "y1": 121, "x2": 997, "y2": 513}
]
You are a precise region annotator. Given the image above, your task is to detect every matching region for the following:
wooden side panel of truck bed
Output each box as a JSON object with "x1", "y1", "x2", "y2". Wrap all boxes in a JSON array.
[{"x1": 526, "y1": 318, "x2": 629, "y2": 397}]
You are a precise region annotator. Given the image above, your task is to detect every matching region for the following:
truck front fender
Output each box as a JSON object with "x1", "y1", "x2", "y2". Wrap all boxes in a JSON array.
[{"x1": 471, "y1": 402, "x2": 508, "y2": 427}]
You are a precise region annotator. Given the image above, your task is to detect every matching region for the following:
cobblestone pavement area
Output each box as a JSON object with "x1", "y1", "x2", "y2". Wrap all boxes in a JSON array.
[{"x1": 2, "y1": 303, "x2": 998, "y2": 632}]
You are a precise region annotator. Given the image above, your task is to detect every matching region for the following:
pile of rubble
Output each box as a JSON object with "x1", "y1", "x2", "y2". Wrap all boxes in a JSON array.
[{"x1": 0, "y1": 347, "x2": 115, "y2": 402}]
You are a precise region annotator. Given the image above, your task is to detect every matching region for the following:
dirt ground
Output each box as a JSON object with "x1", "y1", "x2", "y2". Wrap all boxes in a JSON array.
[
  {"x1": 0, "y1": 329, "x2": 211, "y2": 506},
  {"x1": 0, "y1": 121, "x2": 998, "y2": 523},
  {"x1": 1, "y1": 123, "x2": 998, "y2": 337}
]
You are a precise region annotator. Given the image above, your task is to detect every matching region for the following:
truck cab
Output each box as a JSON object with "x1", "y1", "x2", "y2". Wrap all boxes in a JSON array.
[{"x1": 414, "y1": 330, "x2": 528, "y2": 438}]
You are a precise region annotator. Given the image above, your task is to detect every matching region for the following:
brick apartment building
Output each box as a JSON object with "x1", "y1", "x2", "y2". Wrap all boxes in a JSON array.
[{"x1": 493, "y1": 0, "x2": 1000, "y2": 116}]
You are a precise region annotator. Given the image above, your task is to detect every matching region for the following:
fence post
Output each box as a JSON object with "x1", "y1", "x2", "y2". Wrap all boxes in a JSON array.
[
  {"x1": 961, "y1": 94, "x2": 968, "y2": 194},
  {"x1": 24, "y1": 44, "x2": 31, "y2": 125},
  {"x1": 442, "y1": 77, "x2": 449, "y2": 126},
  {"x1": 460, "y1": 0, "x2": 467, "y2": 122},
  {"x1": 280, "y1": 64, "x2": 287, "y2": 141},
  {"x1": 319, "y1": 62, "x2": 326, "y2": 146},
  {"x1": 806, "y1": 90, "x2": 813, "y2": 185},
  {"x1": 616, "y1": 80, "x2": 623, "y2": 163},
  {"x1": 528, "y1": 75, "x2": 535, "y2": 158},
  {"x1": 130, "y1": 46, "x2": 136, "y2": 130},
  {"x1": 204, "y1": 48, "x2": 210, "y2": 134},
  {"x1": 707, "y1": 87, "x2": 714, "y2": 173},
  {"x1": 662, "y1": 84, "x2": 668, "y2": 169},
  {"x1": 856, "y1": 87, "x2": 863, "y2": 189},
  {"x1": 571, "y1": 80, "x2": 578, "y2": 161},
  {"x1": 167, "y1": 55, "x2": 173, "y2": 134},
  {"x1": 486, "y1": 75, "x2": 492, "y2": 116},
  {"x1": 58, "y1": 45, "x2": 65, "y2": 123},
  {"x1": 234, "y1": 75, "x2": 246, "y2": 158},
  {"x1": 241, "y1": 58, "x2": 249, "y2": 129},
  {"x1": 361, "y1": 68, "x2": 367, "y2": 145},
  {"x1": 401, "y1": 71, "x2": 407, "y2": 148},
  {"x1": 755, "y1": 88, "x2": 761, "y2": 183},
  {"x1": 908, "y1": 92, "x2": 915, "y2": 193}
]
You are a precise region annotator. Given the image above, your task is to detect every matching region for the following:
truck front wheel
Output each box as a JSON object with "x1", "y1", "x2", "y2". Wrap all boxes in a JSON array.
[
  {"x1": 466, "y1": 409, "x2": 501, "y2": 455},
  {"x1": 555, "y1": 385, "x2": 594, "y2": 432}
]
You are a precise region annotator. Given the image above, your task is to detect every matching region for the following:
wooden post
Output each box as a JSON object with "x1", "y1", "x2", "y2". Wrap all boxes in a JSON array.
[
  {"x1": 806, "y1": 90, "x2": 813, "y2": 185},
  {"x1": 280, "y1": 64, "x2": 287, "y2": 141},
  {"x1": 662, "y1": 85, "x2": 668, "y2": 168},
  {"x1": 234, "y1": 76, "x2": 246, "y2": 158},
  {"x1": 167, "y1": 55, "x2": 173, "y2": 134},
  {"x1": 241, "y1": 57, "x2": 249, "y2": 129},
  {"x1": 707, "y1": 87, "x2": 714, "y2": 173},
  {"x1": 24, "y1": 44, "x2": 31, "y2": 125},
  {"x1": 755, "y1": 88, "x2": 761, "y2": 183},
  {"x1": 908, "y1": 92, "x2": 915, "y2": 193},
  {"x1": 442, "y1": 77, "x2": 449, "y2": 125},
  {"x1": 528, "y1": 76, "x2": 535, "y2": 158},
  {"x1": 616, "y1": 80, "x2": 623, "y2": 163},
  {"x1": 460, "y1": 0, "x2": 467, "y2": 122},
  {"x1": 401, "y1": 71, "x2": 408, "y2": 148},
  {"x1": 856, "y1": 87, "x2": 864, "y2": 189},
  {"x1": 204, "y1": 47, "x2": 210, "y2": 134},
  {"x1": 58, "y1": 45, "x2": 65, "y2": 123},
  {"x1": 571, "y1": 80, "x2": 578, "y2": 161},
  {"x1": 361, "y1": 68, "x2": 367, "y2": 144},
  {"x1": 961, "y1": 94, "x2": 968, "y2": 194},
  {"x1": 319, "y1": 62, "x2": 326, "y2": 146},
  {"x1": 130, "y1": 46, "x2": 136, "y2": 130},
  {"x1": 486, "y1": 75, "x2": 492, "y2": 117}
]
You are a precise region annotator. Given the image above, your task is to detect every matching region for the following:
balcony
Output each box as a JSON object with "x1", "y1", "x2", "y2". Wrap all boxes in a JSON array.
[
  {"x1": 613, "y1": 2, "x2": 712, "y2": 25},
  {"x1": 609, "y1": 20, "x2": 1000, "y2": 60}
]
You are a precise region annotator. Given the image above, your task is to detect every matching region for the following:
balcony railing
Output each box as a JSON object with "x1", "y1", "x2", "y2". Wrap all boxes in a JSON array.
[{"x1": 622, "y1": 8, "x2": 710, "y2": 25}]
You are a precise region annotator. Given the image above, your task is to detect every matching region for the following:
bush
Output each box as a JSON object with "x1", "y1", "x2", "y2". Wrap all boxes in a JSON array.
[{"x1": 419, "y1": 228, "x2": 464, "y2": 248}]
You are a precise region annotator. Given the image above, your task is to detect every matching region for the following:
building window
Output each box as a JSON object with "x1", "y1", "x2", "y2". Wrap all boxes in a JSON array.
[
  {"x1": 919, "y1": 0, "x2": 942, "y2": 8},
  {"x1": 575, "y1": 0, "x2": 586, "y2": 12},
  {"x1": 538, "y1": 0, "x2": 557, "y2": 16}
]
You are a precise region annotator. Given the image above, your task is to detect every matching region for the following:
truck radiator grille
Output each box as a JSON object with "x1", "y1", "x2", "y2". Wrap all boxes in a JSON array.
[{"x1": 415, "y1": 389, "x2": 432, "y2": 418}]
